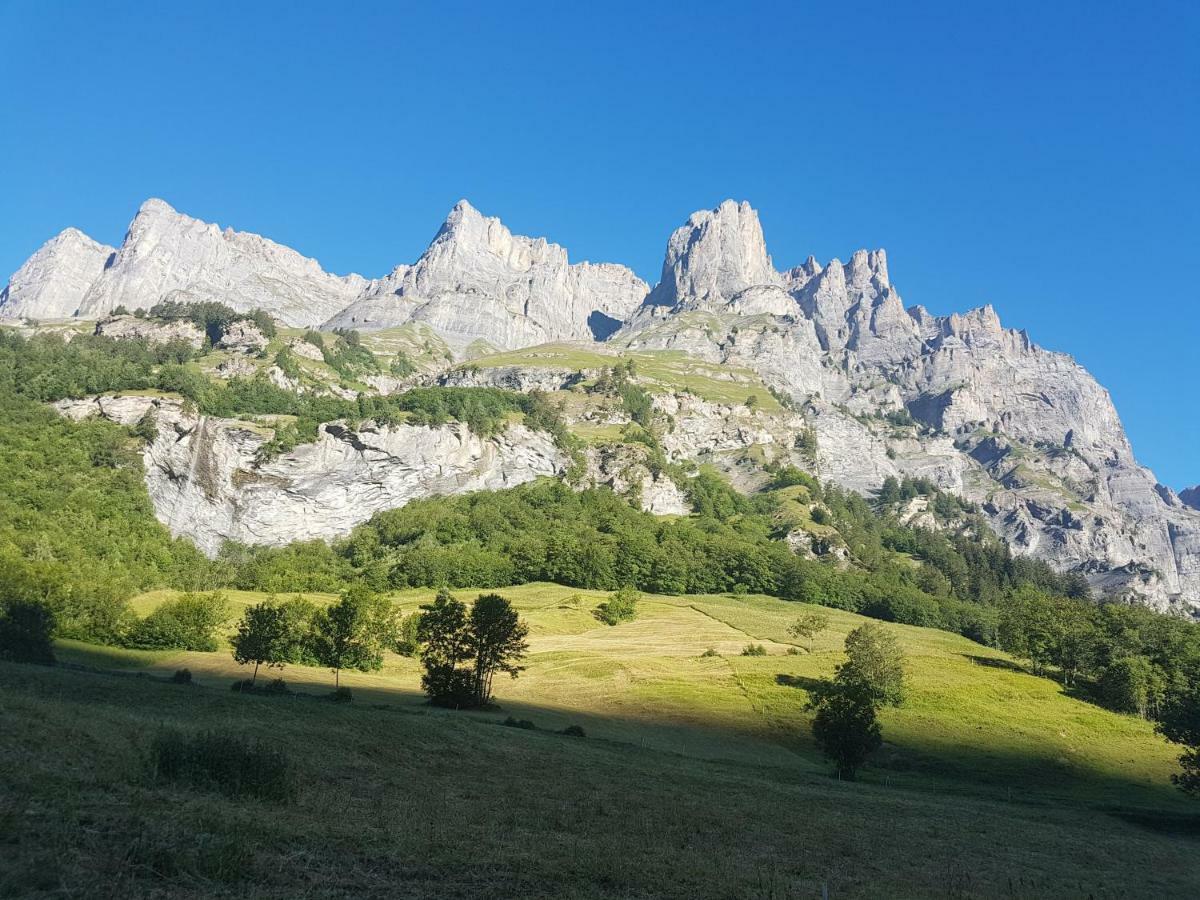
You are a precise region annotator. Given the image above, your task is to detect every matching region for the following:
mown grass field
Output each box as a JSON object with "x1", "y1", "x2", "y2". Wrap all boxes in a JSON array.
[{"x1": 5, "y1": 584, "x2": 1198, "y2": 898}]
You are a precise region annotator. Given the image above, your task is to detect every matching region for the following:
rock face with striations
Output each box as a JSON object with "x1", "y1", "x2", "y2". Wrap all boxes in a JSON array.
[
  {"x1": 55, "y1": 395, "x2": 566, "y2": 555},
  {"x1": 0, "y1": 228, "x2": 116, "y2": 319},
  {"x1": 615, "y1": 200, "x2": 1200, "y2": 613},
  {"x1": 324, "y1": 200, "x2": 648, "y2": 349},
  {"x1": 74, "y1": 199, "x2": 367, "y2": 326}
]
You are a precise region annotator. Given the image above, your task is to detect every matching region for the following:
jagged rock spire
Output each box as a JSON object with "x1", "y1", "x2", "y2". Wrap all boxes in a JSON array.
[{"x1": 645, "y1": 200, "x2": 780, "y2": 309}]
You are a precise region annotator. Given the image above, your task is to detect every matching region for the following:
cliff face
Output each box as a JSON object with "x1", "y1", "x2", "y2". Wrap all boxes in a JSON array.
[
  {"x1": 55, "y1": 395, "x2": 566, "y2": 555},
  {"x1": 0, "y1": 228, "x2": 116, "y2": 319},
  {"x1": 11, "y1": 197, "x2": 1197, "y2": 612},
  {"x1": 615, "y1": 201, "x2": 1200, "y2": 613},
  {"x1": 323, "y1": 200, "x2": 647, "y2": 349}
]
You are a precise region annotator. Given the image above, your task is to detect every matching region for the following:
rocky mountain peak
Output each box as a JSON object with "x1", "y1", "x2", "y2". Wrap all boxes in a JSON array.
[
  {"x1": 1181, "y1": 486, "x2": 1200, "y2": 511},
  {"x1": 644, "y1": 199, "x2": 779, "y2": 310},
  {"x1": 61, "y1": 198, "x2": 363, "y2": 326},
  {"x1": 0, "y1": 227, "x2": 116, "y2": 320},
  {"x1": 324, "y1": 200, "x2": 648, "y2": 348}
]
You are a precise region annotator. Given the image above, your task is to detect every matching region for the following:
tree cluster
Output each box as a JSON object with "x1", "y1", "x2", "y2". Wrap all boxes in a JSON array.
[{"x1": 417, "y1": 590, "x2": 529, "y2": 708}]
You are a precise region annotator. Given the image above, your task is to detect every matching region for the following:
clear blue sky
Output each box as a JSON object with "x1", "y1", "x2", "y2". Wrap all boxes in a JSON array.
[{"x1": 1, "y1": 1, "x2": 1197, "y2": 487}]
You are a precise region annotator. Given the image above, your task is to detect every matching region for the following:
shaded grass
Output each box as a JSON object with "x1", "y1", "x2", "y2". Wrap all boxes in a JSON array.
[{"x1": 1, "y1": 659, "x2": 1197, "y2": 899}]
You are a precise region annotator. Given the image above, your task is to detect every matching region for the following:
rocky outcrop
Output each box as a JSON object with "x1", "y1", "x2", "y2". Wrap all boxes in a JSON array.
[
  {"x1": 615, "y1": 200, "x2": 1200, "y2": 614},
  {"x1": 0, "y1": 229, "x2": 115, "y2": 319},
  {"x1": 324, "y1": 200, "x2": 648, "y2": 349},
  {"x1": 1181, "y1": 487, "x2": 1200, "y2": 511},
  {"x1": 644, "y1": 200, "x2": 781, "y2": 310},
  {"x1": 217, "y1": 320, "x2": 269, "y2": 353},
  {"x1": 56, "y1": 395, "x2": 566, "y2": 555},
  {"x1": 583, "y1": 443, "x2": 690, "y2": 516},
  {"x1": 95, "y1": 315, "x2": 205, "y2": 348}
]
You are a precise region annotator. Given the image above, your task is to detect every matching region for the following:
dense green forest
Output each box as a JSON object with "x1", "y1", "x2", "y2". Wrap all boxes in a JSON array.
[{"x1": 1, "y1": 323, "x2": 1198, "y2": 725}]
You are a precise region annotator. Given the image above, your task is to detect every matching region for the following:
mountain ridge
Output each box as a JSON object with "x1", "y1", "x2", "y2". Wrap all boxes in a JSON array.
[{"x1": 3, "y1": 197, "x2": 1197, "y2": 613}]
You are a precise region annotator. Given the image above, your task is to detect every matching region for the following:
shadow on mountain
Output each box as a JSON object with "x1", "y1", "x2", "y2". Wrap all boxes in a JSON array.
[{"x1": 587, "y1": 310, "x2": 622, "y2": 341}]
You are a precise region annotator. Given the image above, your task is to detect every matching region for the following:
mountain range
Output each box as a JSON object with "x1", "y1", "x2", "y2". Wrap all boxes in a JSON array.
[{"x1": 4, "y1": 198, "x2": 1198, "y2": 614}]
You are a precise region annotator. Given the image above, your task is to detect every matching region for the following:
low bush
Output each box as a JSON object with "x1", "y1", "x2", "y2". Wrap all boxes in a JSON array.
[
  {"x1": 595, "y1": 586, "x2": 639, "y2": 626},
  {"x1": 330, "y1": 687, "x2": 353, "y2": 703},
  {"x1": 560, "y1": 724, "x2": 586, "y2": 738},
  {"x1": 502, "y1": 716, "x2": 536, "y2": 730},
  {"x1": 126, "y1": 592, "x2": 230, "y2": 652},
  {"x1": 700, "y1": 648, "x2": 720, "y2": 658},
  {"x1": 741, "y1": 644, "x2": 768, "y2": 657},
  {"x1": 171, "y1": 668, "x2": 193, "y2": 684},
  {"x1": 149, "y1": 729, "x2": 295, "y2": 801}
]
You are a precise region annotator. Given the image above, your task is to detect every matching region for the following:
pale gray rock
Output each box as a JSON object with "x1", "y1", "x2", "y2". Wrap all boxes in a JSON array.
[
  {"x1": 56, "y1": 396, "x2": 565, "y2": 555},
  {"x1": 288, "y1": 338, "x2": 326, "y2": 361},
  {"x1": 324, "y1": 200, "x2": 647, "y2": 349},
  {"x1": 95, "y1": 315, "x2": 205, "y2": 348},
  {"x1": 72, "y1": 199, "x2": 366, "y2": 326},
  {"x1": 0, "y1": 228, "x2": 115, "y2": 319},
  {"x1": 643, "y1": 200, "x2": 780, "y2": 310},
  {"x1": 618, "y1": 199, "x2": 1200, "y2": 614},
  {"x1": 217, "y1": 320, "x2": 269, "y2": 353},
  {"x1": 583, "y1": 444, "x2": 690, "y2": 516},
  {"x1": 1180, "y1": 486, "x2": 1200, "y2": 511},
  {"x1": 215, "y1": 356, "x2": 257, "y2": 379}
]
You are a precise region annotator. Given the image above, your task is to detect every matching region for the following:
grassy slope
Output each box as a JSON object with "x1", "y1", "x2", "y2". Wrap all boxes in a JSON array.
[
  {"x1": 98, "y1": 585, "x2": 1189, "y2": 807},
  {"x1": 4, "y1": 584, "x2": 1186, "y2": 896},
  {"x1": 471, "y1": 343, "x2": 783, "y2": 411}
]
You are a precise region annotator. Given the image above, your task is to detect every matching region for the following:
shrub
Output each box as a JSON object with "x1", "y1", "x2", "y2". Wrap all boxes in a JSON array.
[
  {"x1": 231, "y1": 679, "x2": 256, "y2": 693},
  {"x1": 595, "y1": 586, "x2": 639, "y2": 626},
  {"x1": 502, "y1": 717, "x2": 536, "y2": 730},
  {"x1": 700, "y1": 647, "x2": 720, "y2": 658},
  {"x1": 560, "y1": 725, "x2": 586, "y2": 738},
  {"x1": 395, "y1": 611, "x2": 422, "y2": 657},
  {"x1": 264, "y1": 677, "x2": 290, "y2": 694},
  {"x1": 149, "y1": 729, "x2": 295, "y2": 801},
  {"x1": 741, "y1": 643, "x2": 768, "y2": 657},
  {"x1": 171, "y1": 668, "x2": 193, "y2": 684},
  {"x1": 126, "y1": 592, "x2": 230, "y2": 651},
  {"x1": 0, "y1": 600, "x2": 56, "y2": 665},
  {"x1": 330, "y1": 687, "x2": 353, "y2": 703}
]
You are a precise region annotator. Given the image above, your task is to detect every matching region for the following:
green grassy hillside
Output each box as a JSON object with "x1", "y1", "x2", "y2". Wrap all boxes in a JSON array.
[{"x1": 7, "y1": 584, "x2": 1195, "y2": 897}]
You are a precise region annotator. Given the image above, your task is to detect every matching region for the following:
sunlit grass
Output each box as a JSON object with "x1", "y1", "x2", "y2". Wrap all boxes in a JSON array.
[{"x1": 122, "y1": 582, "x2": 1187, "y2": 811}]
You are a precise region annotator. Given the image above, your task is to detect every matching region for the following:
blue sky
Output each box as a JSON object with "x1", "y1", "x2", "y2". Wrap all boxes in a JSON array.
[{"x1": 1, "y1": 1, "x2": 1197, "y2": 487}]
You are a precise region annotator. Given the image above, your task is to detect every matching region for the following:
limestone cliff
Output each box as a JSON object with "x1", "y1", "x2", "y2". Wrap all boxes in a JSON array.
[
  {"x1": 324, "y1": 200, "x2": 647, "y2": 349},
  {"x1": 55, "y1": 395, "x2": 566, "y2": 555}
]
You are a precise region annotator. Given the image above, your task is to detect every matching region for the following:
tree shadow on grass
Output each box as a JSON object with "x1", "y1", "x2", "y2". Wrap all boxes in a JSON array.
[
  {"x1": 775, "y1": 673, "x2": 825, "y2": 692},
  {"x1": 963, "y1": 654, "x2": 1027, "y2": 673}
]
